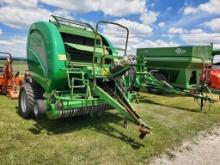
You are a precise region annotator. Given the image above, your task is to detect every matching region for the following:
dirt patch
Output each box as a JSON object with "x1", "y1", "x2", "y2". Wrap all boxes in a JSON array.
[{"x1": 152, "y1": 126, "x2": 220, "y2": 165}]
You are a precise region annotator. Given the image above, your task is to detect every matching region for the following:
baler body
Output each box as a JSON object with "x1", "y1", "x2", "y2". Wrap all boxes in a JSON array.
[
  {"x1": 19, "y1": 16, "x2": 150, "y2": 138},
  {"x1": 27, "y1": 21, "x2": 115, "y2": 92}
]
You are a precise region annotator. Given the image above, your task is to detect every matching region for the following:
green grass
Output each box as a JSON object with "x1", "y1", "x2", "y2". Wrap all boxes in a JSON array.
[
  {"x1": 12, "y1": 61, "x2": 27, "y2": 75},
  {"x1": 0, "y1": 60, "x2": 27, "y2": 75},
  {"x1": 0, "y1": 62, "x2": 220, "y2": 164}
]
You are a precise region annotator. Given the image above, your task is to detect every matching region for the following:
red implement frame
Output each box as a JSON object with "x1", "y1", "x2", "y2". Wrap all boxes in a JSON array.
[{"x1": 0, "y1": 52, "x2": 21, "y2": 99}]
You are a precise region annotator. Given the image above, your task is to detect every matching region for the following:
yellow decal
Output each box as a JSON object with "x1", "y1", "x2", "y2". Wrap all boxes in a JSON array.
[
  {"x1": 58, "y1": 54, "x2": 66, "y2": 61},
  {"x1": 101, "y1": 68, "x2": 109, "y2": 76}
]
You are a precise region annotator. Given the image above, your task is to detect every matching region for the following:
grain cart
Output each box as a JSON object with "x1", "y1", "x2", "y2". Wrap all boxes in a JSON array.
[
  {"x1": 136, "y1": 45, "x2": 212, "y2": 89},
  {"x1": 0, "y1": 52, "x2": 21, "y2": 98},
  {"x1": 18, "y1": 16, "x2": 150, "y2": 139},
  {"x1": 126, "y1": 46, "x2": 216, "y2": 110}
]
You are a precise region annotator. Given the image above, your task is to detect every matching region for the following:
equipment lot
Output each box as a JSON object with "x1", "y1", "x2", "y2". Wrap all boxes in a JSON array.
[{"x1": 1, "y1": 63, "x2": 220, "y2": 164}]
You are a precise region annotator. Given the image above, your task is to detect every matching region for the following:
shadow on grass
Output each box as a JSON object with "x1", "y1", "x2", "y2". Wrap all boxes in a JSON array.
[
  {"x1": 16, "y1": 107, "x2": 144, "y2": 149},
  {"x1": 138, "y1": 95, "x2": 201, "y2": 113}
]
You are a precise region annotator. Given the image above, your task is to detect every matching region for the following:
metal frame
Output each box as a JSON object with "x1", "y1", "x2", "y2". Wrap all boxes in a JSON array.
[
  {"x1": 92, "y1": 20, "x2": 129, "y2": 85},
  {"x1": 51, "y1": 15, "x2": 95, "y2": 33},
  {"x1": 0, "y1": 52, "x2": 12, "y2": 62}
]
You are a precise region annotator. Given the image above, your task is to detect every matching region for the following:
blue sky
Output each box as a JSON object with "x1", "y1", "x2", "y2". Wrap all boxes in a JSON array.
[{"x1": 0, "y1": 0, "x2": 219, "y2": 57}]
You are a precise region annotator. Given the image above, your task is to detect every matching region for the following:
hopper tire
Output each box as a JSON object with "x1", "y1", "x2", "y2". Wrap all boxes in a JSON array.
[
  {"x1": 148, "y1": 73, "x2": 168, "y2": 94},
  {"x1": 18, "y1": 83, "x2": 35, "y2": 119}
]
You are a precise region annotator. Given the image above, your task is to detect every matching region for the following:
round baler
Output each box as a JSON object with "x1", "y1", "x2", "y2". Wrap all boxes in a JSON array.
[{"x1": 18, "y1": 16, "x2": 150, "y2": 139}]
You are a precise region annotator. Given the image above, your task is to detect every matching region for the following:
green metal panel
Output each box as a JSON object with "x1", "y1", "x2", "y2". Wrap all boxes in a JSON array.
[
  {"x1": 47, "y1": 97, "x2": 107, "y2": 119},
  {"x1": 137, "y1": 45, "x2": 212, "y2": 89},
  {"x1": 213, "y1": 49, "x2": 220, "y2": 56},
  {"x1": 27, "y1": 21, "x2": 116, "y2": 92},
  {"x1": 25, "y1": 17, "x2": 151, "y2": 137},
  {"x1": 94, "y1": 86, "x2": 134, "y2": 121},
  {"x1": 27, "y1": 21, "x2": 66, "y2": 92}
]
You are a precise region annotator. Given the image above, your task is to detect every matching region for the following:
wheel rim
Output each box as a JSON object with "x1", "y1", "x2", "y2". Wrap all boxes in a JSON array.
[
  {"x1": 33, "y1": 104, "x2": 38, "y2": 116},
  {"x1": 20, "y1": 90, "x2": 27, "y2": 113}
]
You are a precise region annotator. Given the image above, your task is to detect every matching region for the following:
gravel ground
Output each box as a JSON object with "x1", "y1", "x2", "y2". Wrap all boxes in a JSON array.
[{"x1": 152, "y1": 126, "x2": 220, "y2": 165}]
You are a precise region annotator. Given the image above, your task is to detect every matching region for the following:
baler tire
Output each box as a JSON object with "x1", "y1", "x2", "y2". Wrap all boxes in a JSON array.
[
  {"x1": 33, "y1": 100, "x2": 47, "y2": 119},
  {"x1": 32, "y1": 83, "x2": 44, "y2": 99},
  {"x1": 18, "y1": 83, "x2": 35, "y2": 119}
]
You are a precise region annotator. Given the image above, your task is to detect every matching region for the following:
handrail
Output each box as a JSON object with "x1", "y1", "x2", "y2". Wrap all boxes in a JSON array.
[
  {"x1": 95, "y1": 20, "x2": 129, "y2": 57},
  {"x1": 51, "y1": 15, "x2": 96, "y2": 33},
  {"x1": 92, "y1": 20, "x2": 129, "y2": 86},
  {"x1": 51, "y1": 16, "x2": 130, "y2": 82}
]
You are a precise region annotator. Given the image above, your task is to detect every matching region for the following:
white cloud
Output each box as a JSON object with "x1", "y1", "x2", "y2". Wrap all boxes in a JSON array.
[
  {"x1": 0, "y1": 36, "x2": 26, "y2": 57},
  {"x1": 183, "y1": 6, "x2": 198, "y2": 15},
  {"x1": 102, "y1": 18, "x2": 153, "y2": 46},
  {"x1": 0, "y1": 29, "x2": 2, "y2": 35},
  {"x1": 158, "y1": 22, "x2": 165, "y2": 28},
  {"x1": 139, "y1": 11, "x2": 159, "y2": 25},
  {"x1": 189, "y1": 28, "x2": 203, "y2": 33},
  {"x1": 168, "y1": 27, "x2": 186, "y2": 34},
  {"x1": 183, "y1": 0, "x2": 220, "y2": 15},
  {"x1": 0, "y1": 0, "x2": 146, "y2": 29},
  {"x1": 204, "y1": 18, "x2": 220, "y2": 32},
  {"x1": 101, "y1": 18, "x2": 177, "y2": 55},
  {"x1": 0, "y1": 1, "x2": 75, "y2": 28},
  {"x1": 168, "y1": 27, "x2": 204, "y2": 35},
  {"x1": 133, "y1": 39, "x2": 177, "y2": 49},
  {"x1": 100, "y1": 0, "x2": 146, "y2": 16},
  {"x1": 0, "y1": 0, "x2": 171, "y2": 56},
  {"x1": 126, "y1": 37, "x2": 177, "y2": 54},
  {"x1": 0, "y1": 6, "x2": 51, "y2": 28},
  {"x1": 0, "y1": 40, "x2": 12, "y2": 45},
  {"x1": 1, "y1": 0, "x2": 38, "y2": 8},
  {"x1": 40, "y1": 0, "x2": 146, "y2": 17},
  {"x1": 53, "y1": 10, "x2": 74, "y2": 20},
  {"x1": 102, "y1": 18, "x2": 153, "y2": 54},
  {"x1": 0, "y1": 0, "x2": 52, "y2": 28},
  {"x1": 40, "y1": 0, "x2": 99, "y2": 13},
  {"x1": 213, "y1": 44, "x2": 220, "y2": 49},
  {"x1": 199, "y1": 0, "x2": 220, "y2": 14},
  {"x1": 116, "y1": 18, "x2": 153, "y2": 35},
  {"x1": 167, "y1": 27, "x2": 220, "y2": 48},
  {"x1": 103, "y1": 18, "x2": 153, "y2": 39},
  {"x1": 181, "y1": 31, "x2": 220, "y2": 46}
]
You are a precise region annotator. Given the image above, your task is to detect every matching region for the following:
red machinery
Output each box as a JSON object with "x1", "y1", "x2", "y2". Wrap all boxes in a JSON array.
[
  {"x1": 201, "y1": 49, "x2": 220, "y2": 90},
  {"x1": 0, "y1": 52, "x2": 21, "y2": 99}
]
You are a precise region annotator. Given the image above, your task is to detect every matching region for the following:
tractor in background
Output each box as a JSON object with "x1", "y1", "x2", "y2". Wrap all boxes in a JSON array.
[
  {"x1": 200, "y1": 48, "x2": 220, "y2": 92},
  {"x1": 0, "y1": 52, "x2": 21, "y2": 99}
]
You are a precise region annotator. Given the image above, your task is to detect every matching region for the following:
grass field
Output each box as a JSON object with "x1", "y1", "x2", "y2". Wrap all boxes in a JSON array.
[
  {"x1": 0, "y1": 62, "x2": 220, "y2": 164},
  {"x1": 12, "y1": 61, "x2": 27, "y2": 75}
]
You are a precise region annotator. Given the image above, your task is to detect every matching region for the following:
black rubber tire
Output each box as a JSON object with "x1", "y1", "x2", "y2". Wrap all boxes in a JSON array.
[
  {"x1": 32, "y1": 83, "x2": 44, "y2": 99},
  {"x1": 18, "y1": 83, "x2": 35, "y2": 119},
  {"x1": 33, "y1": 100, "x2": 47, "y2": 119},
  {"x1": 153, "y1": 72, "x2": 168, "y2": 82},
  {"x1": 148, "y1": 72, "x2": 168, "y2": 94}
]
